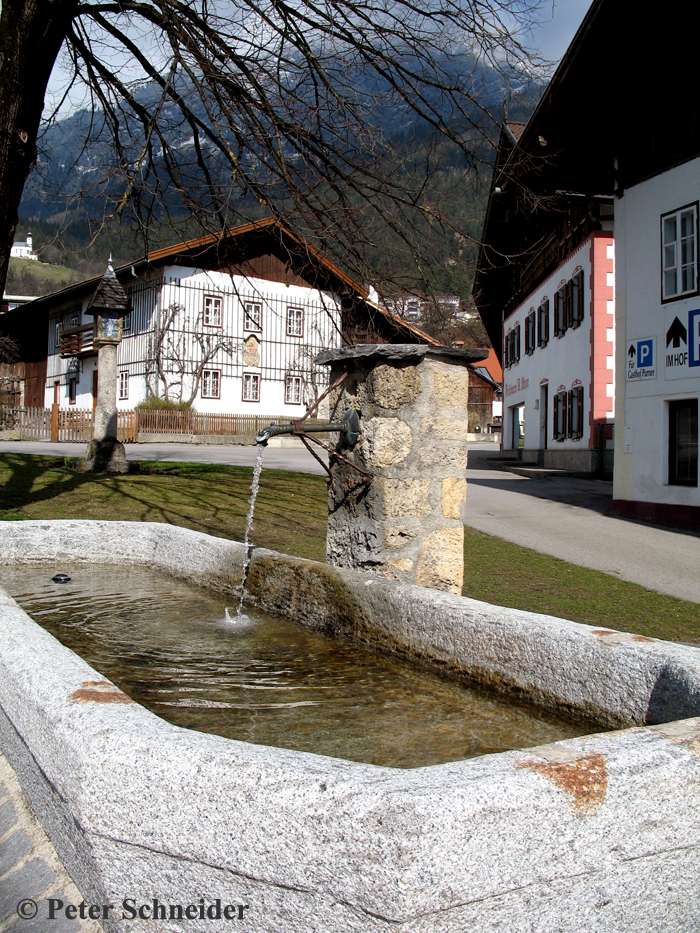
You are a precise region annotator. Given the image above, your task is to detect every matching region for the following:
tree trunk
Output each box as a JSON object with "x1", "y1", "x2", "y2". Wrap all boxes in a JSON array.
[{"x1": 0, "y1": 0, "x2": 77, "y2": 297}]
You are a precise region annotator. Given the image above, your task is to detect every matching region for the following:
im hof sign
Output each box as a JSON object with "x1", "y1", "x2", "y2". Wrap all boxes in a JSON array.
[{"x1": 664, "y1": 308, "x2": 700, "y2": 380}]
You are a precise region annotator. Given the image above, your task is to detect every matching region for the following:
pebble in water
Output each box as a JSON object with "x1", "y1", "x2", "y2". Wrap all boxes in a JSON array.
[{"x1": 51, "y1": 573, "x2": 71, "y2": 584}]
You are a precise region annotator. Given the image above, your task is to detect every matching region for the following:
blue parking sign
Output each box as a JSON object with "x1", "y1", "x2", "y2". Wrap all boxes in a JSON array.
[
  {"x1": 637, "y1": 339, "x2": 654, "y2": 368},
  {"x1": 627, "y1": 335, "x2": 657, "y2": 381}
]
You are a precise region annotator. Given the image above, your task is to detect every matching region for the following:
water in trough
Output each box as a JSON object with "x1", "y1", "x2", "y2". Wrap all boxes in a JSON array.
[{"x1": 3, "y1": 564, "x2": 598, "y2": 768}]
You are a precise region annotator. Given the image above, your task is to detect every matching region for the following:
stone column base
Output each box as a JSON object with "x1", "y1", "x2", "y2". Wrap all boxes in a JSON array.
[{"x1": 78, "y1": 439, "x2": 132, "y2": 473}]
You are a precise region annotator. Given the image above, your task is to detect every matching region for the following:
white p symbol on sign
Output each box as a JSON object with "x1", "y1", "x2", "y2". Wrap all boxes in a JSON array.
[{"x1": 637, "y1": 339, "x2": 653, "y2": 367}]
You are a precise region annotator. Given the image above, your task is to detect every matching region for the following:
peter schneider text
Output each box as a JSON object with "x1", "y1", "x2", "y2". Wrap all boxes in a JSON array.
[{"x1": 45, "y1": 897, "x2": 250, "y2": 922}]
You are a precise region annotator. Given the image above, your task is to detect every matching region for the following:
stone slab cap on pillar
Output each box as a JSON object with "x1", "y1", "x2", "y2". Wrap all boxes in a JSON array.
[{"x1": 316, "y1": 344, "x2": 488, "y2": 594}]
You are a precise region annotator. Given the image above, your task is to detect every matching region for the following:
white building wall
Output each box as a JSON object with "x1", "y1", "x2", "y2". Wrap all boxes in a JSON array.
[
  {"x1": 613, "y1": 157, "x2": 700, "y2": 509},
  {"x1": 502, "y1": 234, "x2": 614, "y2": 466}
]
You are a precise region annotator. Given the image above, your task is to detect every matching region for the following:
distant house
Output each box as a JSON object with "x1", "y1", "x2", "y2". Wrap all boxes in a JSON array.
[
  {"x1": 469, "y1": 348, "x2": 503, "y2": 429},
  {"x1": 1, "y1": 219, "x2": 436, "y2": 413},
  {"x1": 384, "y1": 295, "x2": 473, "y2": 325},
  {"x1": 10, "y1": 233, "x2": 37, "y2": 261}
]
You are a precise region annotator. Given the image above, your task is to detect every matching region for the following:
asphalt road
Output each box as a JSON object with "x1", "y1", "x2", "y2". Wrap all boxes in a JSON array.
[
  {"x1": 2, "y1": 439, "x2": 699, "y2": 604},
  {"x1": 0, "y1": 439, "x2": 329, "y2": 476},
  {"x1": 465, "y1": 446, "x2": 700, "y2": 605}
]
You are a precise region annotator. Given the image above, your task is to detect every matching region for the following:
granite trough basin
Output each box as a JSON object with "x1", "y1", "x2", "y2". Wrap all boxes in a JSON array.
[{"x1": 1, "y1": 520, "x2": 699, "y2": 932}]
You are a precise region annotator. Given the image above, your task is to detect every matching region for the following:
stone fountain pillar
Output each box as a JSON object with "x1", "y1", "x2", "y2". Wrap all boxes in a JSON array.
[
  {"x1": 83, "y1": 259, "x2": 131, "y2": 472},
  {"x1": 317, "y1": 344, "x2": 488, "y2": 594}
]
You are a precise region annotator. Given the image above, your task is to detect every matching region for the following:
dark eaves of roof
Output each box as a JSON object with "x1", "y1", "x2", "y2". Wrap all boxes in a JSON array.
[{"x1": 18, "y1": 218, "x2": 438, "y2": 346}]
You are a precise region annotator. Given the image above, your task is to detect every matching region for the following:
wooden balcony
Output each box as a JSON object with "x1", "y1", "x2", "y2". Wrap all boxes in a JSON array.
[
  {"x1": 59, "y1": 323, "x2": 94, "y2": 358},
  {"x1": 505, "y1": 214, "x2": 595, "y2": 319}
]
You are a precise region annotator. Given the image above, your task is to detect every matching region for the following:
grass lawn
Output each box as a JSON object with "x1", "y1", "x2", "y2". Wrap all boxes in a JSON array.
[{"x1": 1, "y1": 452, "x2": 698, "y2": 642}]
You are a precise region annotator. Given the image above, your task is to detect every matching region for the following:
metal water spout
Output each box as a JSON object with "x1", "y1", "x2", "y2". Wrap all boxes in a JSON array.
[
  {"x1": 256, "y1": 409, "x2": 360, "y2": 446},
  {"x1": 255, "y1": 372, "x2": 372, "y2": 485}
]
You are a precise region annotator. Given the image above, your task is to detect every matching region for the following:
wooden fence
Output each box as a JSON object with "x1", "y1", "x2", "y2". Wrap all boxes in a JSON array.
[{"x1": 7, "y1": 406, "x2": 318, "y2": 443}]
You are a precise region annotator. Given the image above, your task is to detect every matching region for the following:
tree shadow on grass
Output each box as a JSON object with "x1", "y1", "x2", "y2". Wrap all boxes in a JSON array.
[
  {"x1": 0, "y1": 454, "x2": 328, "y2": 559},
  {"x1": 0, "y1": 454, "x2": 93, "y2": 512}
]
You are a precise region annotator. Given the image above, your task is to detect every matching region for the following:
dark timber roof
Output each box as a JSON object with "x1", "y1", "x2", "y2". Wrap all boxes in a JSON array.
[
  {"x1": 85, "y1": 261, "x2": 131, "y2": 314},
  {"x1": 12, "y1": 218, "x2": 438, "y2": 346}
]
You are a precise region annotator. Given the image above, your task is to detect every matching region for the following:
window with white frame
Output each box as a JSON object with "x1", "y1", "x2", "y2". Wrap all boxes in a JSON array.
[
  {"x1": 203, "y1": 295, "x2": 222, "y2": 327},
  {"x1": 119, "y1": 370, "x2": 129, "y2": 400},
  {"x1": 201, "y1": 368, "x2": 221, "y2": 399},
  {"x1": 285, "y1": 375, "x2": 303, "y2": 404},
  {"x1": 68, "y1": 377, "x2": 77, "y2": 405},
  {"x1": 286, "y1": 306, "x2": 304, "y2": 337},
  {"x1": 244, "y1": 301, "x2": 262, "y2": 331},
  {"x1": 243, "y1": 372, "x2": 260, "y2": 402},
  {"x1": 123, "y1": 312, "x2": 132, "y2": 335},
  {"x1": 662, "y1": 203, "x2": 698, "y2": 301}
]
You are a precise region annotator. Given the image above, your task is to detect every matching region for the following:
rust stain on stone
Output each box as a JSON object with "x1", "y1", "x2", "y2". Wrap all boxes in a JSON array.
[
  {"x1": 590, "y1": 629, "x2": 616, "y2": 637},
  {"x1": 71, "y1": 680, "x2": 134, "y2": 704},
  {"x1": 519, "y1": 754, "x2": 608, "y2": 812},
  {"x1": 633, "y1": 635, "x2": 654, "y2": 642}
]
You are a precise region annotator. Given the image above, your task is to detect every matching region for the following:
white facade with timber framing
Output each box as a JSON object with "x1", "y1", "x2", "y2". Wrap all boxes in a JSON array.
[
  {"x1": 45, "y1": 269, "x2": 344, "y2": 416},
  {"x1": 10, "y1": 219, "x2": 434, "y2": 418}
]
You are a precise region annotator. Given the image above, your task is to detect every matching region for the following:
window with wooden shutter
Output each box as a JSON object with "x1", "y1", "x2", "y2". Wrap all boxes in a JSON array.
[
  {"x1": 514, "y1": 323, "x2": 521, "y2": 362},
  {"x1": 578, "y1": 386, "x2": 584, "y2": 437},
  {"x1": 569, "y1": 386, "x2": 584, "y2": 440},
  {"x1": 554, "y1": 390, "x2": 568, "y2": 441},
  {"x1": 572, "y1": 272, "x2": 584, "y2": 326},
  {"x1": 537, "y1": 300, "x2": 549, "y2": 348},
  {"x1": 526, "y1": 311, "x2": 535, "y2": 354},
  {"x1": 566, "y1": 390, "x2": 573, "y2": 438},
  {"x1": 504, "y1": 333, "x2": 510, "y2": 368},
  {"x1": 556, "y1": 288, "x2": 567, "y2": 337},
  {"x1": 566, "y1": 280, "x2": 575, "y2": 329}
]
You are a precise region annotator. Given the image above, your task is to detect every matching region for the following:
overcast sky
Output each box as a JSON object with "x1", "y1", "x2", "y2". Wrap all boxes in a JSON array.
[{"x1": 526, "y1": 0, "x2": 593, "y2": 61}]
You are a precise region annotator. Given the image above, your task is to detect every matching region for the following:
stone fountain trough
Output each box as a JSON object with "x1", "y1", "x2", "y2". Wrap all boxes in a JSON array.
[{"x1": 1, "y1": 519, "x2": 700, "y2": 932}]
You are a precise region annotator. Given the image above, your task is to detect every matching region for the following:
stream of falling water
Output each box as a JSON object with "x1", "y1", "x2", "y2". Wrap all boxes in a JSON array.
[{"x1": 236, "y1": 444, "x2": 266, "y2": 616}]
